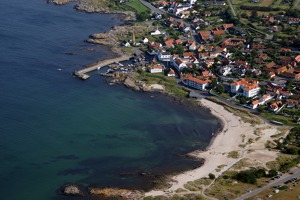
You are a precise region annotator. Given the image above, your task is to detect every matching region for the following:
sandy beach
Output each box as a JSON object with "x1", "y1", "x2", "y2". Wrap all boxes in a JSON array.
[{"x1": 146, "y1": 98, "x2": 280, "y2": 197}]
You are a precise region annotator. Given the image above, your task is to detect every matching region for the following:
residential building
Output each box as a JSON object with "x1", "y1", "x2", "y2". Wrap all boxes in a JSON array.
[
  {"x1": 172, "y1": 58, "x2": 187, "y2": 71},
  {"x1": 157, "y1": 51, "x2": 172, "y2": 62},
  {"x1": 222, "y1": 24, "x2": 234, "y2": 29},
  {"x1": 231, "y1": 78, "x2": 260, "y2": 98},
  {"x1": 198, "y1": 31, "x2": 212, "y2": 41},
  {"x1": 167, "y1": 69, "x2": 176, "y2": 77},
  {"x1": 149, "y1": 65, "x2": 164, "y2": 73},
  {"x1": 182, "y1": 75, "x2": 211, "y2": 90},
  {"x1": 269, "y1": 101, "x2": 282, "y2": 112},
  {"x1": 221, "y1": 38, "x2": 245, "y2": 48}
]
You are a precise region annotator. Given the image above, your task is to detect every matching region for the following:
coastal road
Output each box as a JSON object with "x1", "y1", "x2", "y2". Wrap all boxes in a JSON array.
[{"x1": 235, "y1": 168, "x2": 300, "y2": 200}]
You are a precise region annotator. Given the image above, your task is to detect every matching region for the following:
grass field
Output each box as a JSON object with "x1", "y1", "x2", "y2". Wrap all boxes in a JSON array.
[
  {"x1": 260, "y1": 0, "x2": 276, "y2": 7},
  {"x1": 261, "y1": 112, "x2": 296, "y2": 126},
  {"x1": 205, "y1": 171, "x2": 269, "y2": 200},
  {"x1": 271, "y1": 0, "x2": 292, "y2": 9},
  {"x1": 125, "y1": 0, "x2": 149, "y2": 14},
  {"x1": 143, "y1": 72, "x2": 189, "y2": 98}
]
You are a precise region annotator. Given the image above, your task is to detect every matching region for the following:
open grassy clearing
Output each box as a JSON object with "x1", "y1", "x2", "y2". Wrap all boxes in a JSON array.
[
  {"x1": 260, "y1": 0, "x2": 276, "y2": 7},
  {"x1": 266, "y1": 154, "x2": 299, "y2": 170},
  {"x1": 184, "y1": 178, "x2": 213, "y2": 191},
  {"x1": 261, "y1": 112, "x2": 297, "y2": 126},
  {"x1": 125, "y1": 0, "x2": 149, "y2": 14},
  {"x1": 270, "y1": 0, "x2": 292, "y2": 9},
  {"x1": 205, "y1": 171, "x2": 268, "y2": 200},
  {"x1": 143, "y1": 73, "x2": 189, "y2": 98}
]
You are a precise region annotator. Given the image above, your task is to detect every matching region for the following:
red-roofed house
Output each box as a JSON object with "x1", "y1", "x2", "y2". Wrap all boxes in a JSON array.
[
  {"x1": 164, "y1": 38, "x2": 175, "y2": 48},
  {"x1": 167, "y1": 69, "x2": 176, "y2": 77},
  {"x1": 149, "y1": 64, "x2": 164, "y2": 73},
  {"x1": 183, "y1": 52, "x2": 194, "y2": 58},
  {"x1": 222, "y1": 24, "x2": 234, "y2": 29},
  {"x1": 198, "y1": 31, "x2": 212, "y2": 41},
  {"x1": 295, "y1": 55, "x2": 300, "y2": 63},
  {"x1": 269, "y1": 101, "x2": 282, "y2": 112},
  {"x1": 231, "y1": 78, "x2": 260, "y2": 97},
  {"x1": 182, "y1": 75, "x2": 211, "y2": 90},
  {"x1": 221, "y1": 38, "x2": 245, "y2": 48},
  {"x1": 213, "y1": 28, "x2": 225, "y2": 35},
  {"x1": 289, "y1": 18, "x2": 300, "y2": 24},
  {"x1": 251, "y1": 100, "x2": 260, "y2": 109}
]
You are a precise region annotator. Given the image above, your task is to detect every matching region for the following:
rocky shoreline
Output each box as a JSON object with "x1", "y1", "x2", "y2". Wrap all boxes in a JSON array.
[{"x1": 48, "y1": 1, "x2": 212, "y2": 199}]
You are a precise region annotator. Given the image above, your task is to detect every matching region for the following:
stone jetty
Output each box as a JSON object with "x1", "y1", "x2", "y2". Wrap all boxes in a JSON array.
[{"x1": 74, "y1": 55, "x2": 131, "y2": 80}]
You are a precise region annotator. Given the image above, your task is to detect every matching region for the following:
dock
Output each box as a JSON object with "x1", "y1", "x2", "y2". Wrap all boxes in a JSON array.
[{"x1": 73, "y1": 55, "x2": 131, "y2": 80}]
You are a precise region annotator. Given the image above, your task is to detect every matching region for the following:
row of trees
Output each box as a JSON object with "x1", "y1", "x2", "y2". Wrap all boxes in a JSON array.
[{"x1": 236, "y1": 168, "x2": 278, "y2": 184}]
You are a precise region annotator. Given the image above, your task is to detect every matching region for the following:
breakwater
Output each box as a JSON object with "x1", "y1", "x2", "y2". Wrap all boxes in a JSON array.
[{"x1": 74, "y1": 55, "x2": 131, "y2": 79}]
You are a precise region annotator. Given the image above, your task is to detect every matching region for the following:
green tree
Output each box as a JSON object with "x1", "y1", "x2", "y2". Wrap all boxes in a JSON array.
[
  {"x1": 255, "y1": 169, "x2": 266, "y2": 178},
  {"x1": 236, "y1": 170, "x2": 257, "y2": 184},
  {"x1": 216, "y1": 84, "x2": 225, "y2": 93},
  {"x1": 210, "y1": 79, "x2": 218, "y2": 88},
  {"x1": 209, "y1": 173, "x2": 216, "y2": 179},
  {"x1": 257, "y1": 106, "x2": 264, "y2": 113},
  {"x1": 286, "y1": 147, "x2": 299, "y2": 155},
  {"x1": 175, "y1": 45, "x2": 184, "y2": 57},
  {"x1": 268, "y1": 169, "x2": 278, "y2": 177}
]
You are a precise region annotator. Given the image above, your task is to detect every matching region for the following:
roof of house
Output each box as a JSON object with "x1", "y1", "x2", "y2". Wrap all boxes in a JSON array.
[
  {"x1": 231, "y1": 78, "x2": 259, "y2": 88},
  {"x1": 150, "y1": 65, "x2": 163, "y2": 69},
  {"x1": 183, "y1": 52, "x2": 194, "y2": 57},
  {"x1": 252, "y1": 100, "x2": 260, "y2": 105},
  {"x1": 295, "y1": 55, "x2": 300, "y2": 63},
  {"x1": 213, "y1": 29, "x2": 225, "y2": 35},
  {"x1": 222, "y1": 24, "x2": 234, "y2": 29},
  {"x1": 168, "y1": 69, "x2": 175, "y2": 74},
  {"x1": 221, "y1": 38, "x2": 245, "y2": 47},
  {"x1": 186, "y1": 76, "x2": 211, "y2": 85},
  {"x1": 198, "y1": 31, "x2": 211, "y2": 41}
]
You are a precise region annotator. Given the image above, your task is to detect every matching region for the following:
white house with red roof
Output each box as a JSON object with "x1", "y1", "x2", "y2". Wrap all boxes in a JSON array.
[
  {"x1": 182, "y1": 75, "x2": 211, "y2": 90},
  {"x1": 231, "y1": 78, "x2": 260, "y2": 98},
  {"x1": 149, "y1": 64, "x2": 164, "y2": 73},
  {"x1": 167, "y1": 69, "x2": 176, "y2": 77},
  {"x1": 172, "y1": 58, "x2": 187, "y2": 71}
]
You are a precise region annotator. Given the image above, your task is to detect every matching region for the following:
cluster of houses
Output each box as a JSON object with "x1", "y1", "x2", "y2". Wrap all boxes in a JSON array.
[{"x1": 120, "y1": 0, "x2": 300, "y2": 118}]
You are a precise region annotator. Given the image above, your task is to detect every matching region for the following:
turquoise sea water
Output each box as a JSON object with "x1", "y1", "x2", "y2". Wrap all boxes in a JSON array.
[{"x1": 0, "y1": 0, "x2": 220, "y2": 199}]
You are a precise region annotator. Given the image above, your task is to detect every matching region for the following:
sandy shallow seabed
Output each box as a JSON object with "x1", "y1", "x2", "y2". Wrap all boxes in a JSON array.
[{"x1": 146, "y1": 98, "x2": 279, "y2": 197}]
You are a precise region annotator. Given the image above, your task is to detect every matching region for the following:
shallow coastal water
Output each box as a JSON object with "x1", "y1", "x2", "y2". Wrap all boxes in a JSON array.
[{"x1": 0, "y1": 0, "x2": 220, "y2": 199}]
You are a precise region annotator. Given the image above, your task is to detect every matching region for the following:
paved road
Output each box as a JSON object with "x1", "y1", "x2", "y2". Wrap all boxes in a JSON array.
[{"x1": 235, "y1": 168, "x2": 300, "y2": 200}]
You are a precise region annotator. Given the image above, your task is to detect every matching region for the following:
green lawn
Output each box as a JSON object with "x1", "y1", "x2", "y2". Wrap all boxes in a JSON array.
[
  {"x1": 261, "y1": 112, "x2": 296, "y2": 126},
  {"x1": 144, "y1": 73, "x2": 189, "y2": 98},
  {"x1": 125, "y1": 0, "x2": 149, "y2": 14}
]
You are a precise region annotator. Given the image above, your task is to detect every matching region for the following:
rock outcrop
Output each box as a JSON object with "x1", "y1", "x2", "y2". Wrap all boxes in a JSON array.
[
  {"x1": 88, "y1": 187, "x2": 143, "y2": 199},
  {"x1": 61, "y1": 184, "x2": 83, "y2": 196},
  {"x1": 47, "y1": 0, "x2": 73, "y2": 5}
]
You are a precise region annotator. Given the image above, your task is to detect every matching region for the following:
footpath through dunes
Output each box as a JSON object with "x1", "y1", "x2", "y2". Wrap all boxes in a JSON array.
[{"x1": 74, "y1": 55, "x2": 131, "y2": 79}]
